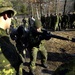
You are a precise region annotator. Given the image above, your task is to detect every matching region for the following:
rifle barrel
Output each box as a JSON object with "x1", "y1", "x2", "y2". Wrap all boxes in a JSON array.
[{"x1": 51, "y1": 34, "x2": 69, "y2": 41}]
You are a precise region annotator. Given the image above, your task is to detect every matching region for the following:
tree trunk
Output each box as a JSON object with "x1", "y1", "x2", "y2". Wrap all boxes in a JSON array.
[
  {"x1": 74, "y1": 1, "x2": 75, "y2": 11},
  {"x1": 63, "y1": 0, "x2": 67, "y2": 15}
]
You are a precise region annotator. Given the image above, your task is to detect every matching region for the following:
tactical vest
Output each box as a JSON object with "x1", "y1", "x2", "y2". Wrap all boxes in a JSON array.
[
  {"x1": 28, "y1": 27, "x2": 45, "y2": 47},
  {"x1": 29, "y1": 34, "x2": 41, "y2": 47}
]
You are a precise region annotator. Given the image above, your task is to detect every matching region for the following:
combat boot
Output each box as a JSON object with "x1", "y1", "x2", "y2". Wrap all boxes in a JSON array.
[
  {"x1": 29, "y1": 69, "x2": 35, "y2": 75},
  {"x1": 41, "y1": 63, "x2": 47, "y2": 68}
]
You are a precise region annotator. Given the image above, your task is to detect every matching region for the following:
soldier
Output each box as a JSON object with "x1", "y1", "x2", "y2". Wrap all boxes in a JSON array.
[
  {"x1": 50, "y1": 13, "x2": 54, "y2": 30},
  {"x1": 28, "y1": 18, "x2": 48, "y2": 75},
  {"x1": 41, "y1": 15, "x2": 46, "y2": 28},
  {"x1": 55, "y1": 13, "x2": 62, "y2": 31},
  {"x1": 9, "y1": 17, "x2": 18, "y2": 34},
  {"x1": 28, "y1": 15, "x2": 35, "y2": 28},
  {"x1": 0, "y1": 0, "x2": 22, "y2": 75},
  {"x1": 45, "y1": 14, "x2": 50, "y2": 29},
  {"x1": 22, "y1": 16, "x2": 26, "y2": 27},
  {"x1": 61, "y1": 14, "x2": 68, "y2": 30},
  {"x1": 52, "y1": 13, "x2": 58, "y2": 31},
  {"x1": 11, "y1": 16, "x2": 18, "y2": 28}
]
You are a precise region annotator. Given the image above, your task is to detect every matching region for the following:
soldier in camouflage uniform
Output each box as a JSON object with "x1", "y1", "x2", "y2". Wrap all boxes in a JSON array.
[
  {"x1": 22, "y1": 17, "x2": 26, "y2": 27},
  {"x1": 0, "y1": 0, "x2": 22, "y2": 75},
  {"x1": 11, "y1": 17, "x2": 18, "y2": 28},
  {"x1": 28, "y1": 18, "x2": 48, "y2": 75}
]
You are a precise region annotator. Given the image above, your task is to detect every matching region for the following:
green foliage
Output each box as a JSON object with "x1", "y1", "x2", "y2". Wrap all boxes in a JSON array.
[
  {"x1": 20, "y1": 4, "x2": 28, "y2": 15},
  {"x1": 20, "y1": 5, "x2": 26, "y2": 14},
  {"x1": 10, "y1": 0, "x2": 29, "y2": 15}
]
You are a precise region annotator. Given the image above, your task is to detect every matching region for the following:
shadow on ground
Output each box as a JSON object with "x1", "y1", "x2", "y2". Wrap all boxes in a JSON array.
[{"x1": 22, "y1": 50, "x2": 75, "y2": 75}]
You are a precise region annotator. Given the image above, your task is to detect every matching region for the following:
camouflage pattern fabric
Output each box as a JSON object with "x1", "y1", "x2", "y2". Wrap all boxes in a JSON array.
[
  {"x1": 0, "y1": 0, "x2": 16, "y2": 15},
  {"x1": 0, "y1": 28, "x2": 22, "y2": 75},
  {"x1": 29, "y1": 40, "x2": 47, "y2": 70},
  {"x1": 28, "y1": 26, "x2": 47, "y2": 71}
]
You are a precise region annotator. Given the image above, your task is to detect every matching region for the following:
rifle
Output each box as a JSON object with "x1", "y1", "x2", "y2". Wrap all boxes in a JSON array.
[
  {"x1": 40, "y1": 29, "x2": 74, "y2": 42},
  {"x1": 10, "y1": 27, "x2": 75, "y2": 47},
  {"x1": 10, "y1": 26, "x2": 75, "y2": 47}
]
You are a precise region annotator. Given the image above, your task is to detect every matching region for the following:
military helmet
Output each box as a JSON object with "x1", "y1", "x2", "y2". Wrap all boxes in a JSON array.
[
  {"x1": 34, "y1": 18, "x2": 42, "y2": 28},
  {"x1": 0, "y1": 0, "x2": 16, "y2": 16}
]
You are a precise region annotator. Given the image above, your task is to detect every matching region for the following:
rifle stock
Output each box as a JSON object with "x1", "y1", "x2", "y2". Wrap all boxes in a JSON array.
[{"x1": 41, "y1": 29, "x2": 70, "y2": 41}]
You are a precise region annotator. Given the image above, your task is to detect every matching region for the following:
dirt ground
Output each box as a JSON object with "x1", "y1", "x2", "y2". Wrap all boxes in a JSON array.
[{"x1": 22, "y1": 30, "x2": 75, "y2": 75}]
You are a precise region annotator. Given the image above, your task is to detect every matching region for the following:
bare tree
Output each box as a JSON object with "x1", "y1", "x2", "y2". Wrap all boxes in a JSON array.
[
  {"x1": 74, "y1": 1, "x2": 75, "y2": 10},
  {"x1": 63, "y1": 0, "x2": 67, "y2": 15}
]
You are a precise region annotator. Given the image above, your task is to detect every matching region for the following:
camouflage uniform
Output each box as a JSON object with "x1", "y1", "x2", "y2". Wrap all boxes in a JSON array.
[
  {"x1": 0, "y1": 0, "x2": 22, "y2": 75},
  {"x1": 11, "y1": 17, "x2": 18, "y2": 28},
  {"x1": 0, "y1": 28, "x2": 22, "y2": 75},
  {"x1": 28, "y1": 19, "x2": 47, "y2": 74},
  {"x1": 22, "y1": 17, "x2": 26, "y2": 27}
]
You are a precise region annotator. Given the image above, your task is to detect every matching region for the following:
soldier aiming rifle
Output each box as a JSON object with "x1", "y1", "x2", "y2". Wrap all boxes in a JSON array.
[{"x1": 10, "y1": 18, "x2": 75, "y2": 75}]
